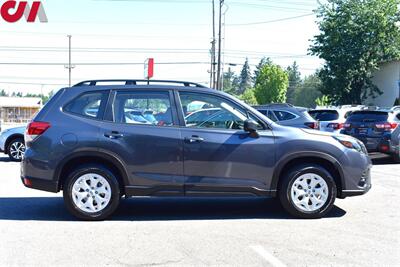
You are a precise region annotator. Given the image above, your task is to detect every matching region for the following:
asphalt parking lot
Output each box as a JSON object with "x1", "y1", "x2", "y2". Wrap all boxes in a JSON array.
[{"x1": 0, "y1": 154, "x2": 399, "y2": 267}]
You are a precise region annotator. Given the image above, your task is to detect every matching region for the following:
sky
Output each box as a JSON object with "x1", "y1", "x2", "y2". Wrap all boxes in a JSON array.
[{"x1": 0, "y1": 0, "x2": 324, "y2": 95}]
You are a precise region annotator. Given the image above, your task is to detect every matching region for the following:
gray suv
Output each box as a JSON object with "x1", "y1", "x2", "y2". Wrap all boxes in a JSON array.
[{"x1": 21, "y1": 80, "x2": 372, "y2": 220}]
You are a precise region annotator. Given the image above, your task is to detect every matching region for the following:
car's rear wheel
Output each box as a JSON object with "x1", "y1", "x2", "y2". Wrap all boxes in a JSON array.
[
  {"x1": 279, "y1": 165, "x2": 337, "y2": 219},
  {"x1": 63, "y1": 165, "x2": 121, "y2": 220},
  {"x1": 7, "y1": 138, "x2": 25, "y2": 162}
]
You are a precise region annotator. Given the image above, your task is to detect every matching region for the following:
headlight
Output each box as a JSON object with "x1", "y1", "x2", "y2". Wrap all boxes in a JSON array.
[{"x1": 333, "y1": 136, "x2": 366, "y2": 154}]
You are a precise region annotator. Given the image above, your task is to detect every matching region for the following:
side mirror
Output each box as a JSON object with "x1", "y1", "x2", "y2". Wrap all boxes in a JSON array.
[{"x1": 244, "y1": 119, "x2": 259, "y2": 133}]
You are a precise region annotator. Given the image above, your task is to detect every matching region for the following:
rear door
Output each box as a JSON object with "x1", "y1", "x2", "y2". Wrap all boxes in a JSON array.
[
  {"x1": 177, "y1": 91, "x2": 276, "y2": 196},
  {"x1": 98, "y1": 89, "x2": 184, "y2": 196}
]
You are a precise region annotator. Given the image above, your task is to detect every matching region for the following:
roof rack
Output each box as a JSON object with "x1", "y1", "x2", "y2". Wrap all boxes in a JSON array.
[{"x1": 73, "y1": 79, "x2": 207, "y2": 88}]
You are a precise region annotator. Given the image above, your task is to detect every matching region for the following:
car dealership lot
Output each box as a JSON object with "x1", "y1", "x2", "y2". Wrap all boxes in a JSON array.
[{"x1": 0, "y1": 154, "x2": 399, "y2": 267}]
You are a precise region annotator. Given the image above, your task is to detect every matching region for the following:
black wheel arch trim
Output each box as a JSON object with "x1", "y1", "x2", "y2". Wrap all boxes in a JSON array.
[
  {"x1": 270, "y1": 151, "x2": 345, "y2": 196},
  {"x1": 54, "y1": 149, "x2": 130, "y2": 191}
]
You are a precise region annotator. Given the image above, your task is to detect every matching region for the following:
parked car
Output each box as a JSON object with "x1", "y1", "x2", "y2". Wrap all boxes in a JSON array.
[
  {"x1": 0, "y1": 126, "x2": 26, "y2": 161},
  {"x1": 391, "y1": 124, "x2": 400, "y2": 162},
  {"x1": 340, "y1": 110, "x2": 400, "y2": 161},
  {"x1": 253, "y1": 104, "x2": 319, "y2": 129},
  {"x1": 309, "y1": 106, "x2": 362, "y2": 133},
  {"x1": 21, "y1": 79, "x2": 371, "y2": 220}
]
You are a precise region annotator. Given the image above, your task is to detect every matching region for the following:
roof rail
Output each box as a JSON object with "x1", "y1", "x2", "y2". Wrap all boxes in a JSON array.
[
  {"x1": 73, "y1": 79, "x2": 207, "y2": 88},
  {"x1": 253, "y1": 103, "x2": 294, "y2": 108}
]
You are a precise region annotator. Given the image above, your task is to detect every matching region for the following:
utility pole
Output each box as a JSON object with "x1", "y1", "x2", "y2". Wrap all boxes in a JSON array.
[
  {"x1": 216, "y1": 0, "x2": 224, "y2": 91},
  {"x1": 210, "y1": 0, "x2": 216, "y2": 89},
  {"x1": 67, "y1": 35, "x2": 72, "y2": 87}
]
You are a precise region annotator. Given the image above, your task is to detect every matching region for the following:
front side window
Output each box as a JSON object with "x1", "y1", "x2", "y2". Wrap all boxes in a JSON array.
[
  {"x1": 113, "y1": 91, "x2": 173, "y2": 126},
  {"x1": 179, "y1": 92, "x2": 259, "y2": 130},
  {"x1": 64, "y1": 91, "x2": 108, "y2": 119}
]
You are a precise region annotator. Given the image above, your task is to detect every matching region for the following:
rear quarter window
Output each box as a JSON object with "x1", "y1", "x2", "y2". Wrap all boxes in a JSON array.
[{"x1": 64, "y1": 91, "x2": 109, "y2": 120}]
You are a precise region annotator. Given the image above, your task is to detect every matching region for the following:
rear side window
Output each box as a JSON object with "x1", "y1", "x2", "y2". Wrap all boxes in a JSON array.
[
  {"x1": 113, "y1": 91, "x2": 173, "y2": 126},
  {"x1": 273, "y1": 110, "x2": 297, "y2": 121},
  {"x1": 309, "y1": 110, "x2": 339, "y2": 121},
  {"x1": 396, "y1": 113, "x2": 400, "y2": 120},
  {"x1": 347, "y1": 112, "x2": 389, "y2": 122},
  {"x1": 64, "y1": 91, "x2": 109, "y2": 119}
]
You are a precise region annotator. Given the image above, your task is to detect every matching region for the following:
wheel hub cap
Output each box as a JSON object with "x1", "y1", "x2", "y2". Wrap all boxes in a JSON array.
[
  {"x1": 71, "y1": 173, "x2": 112, "y2": 213},
  {"x1": 10, "y1": 142, "x2": 25, "y2": 160},
  {"x1": 290, "y1": 173, "x2": 329, "y2": 212}
]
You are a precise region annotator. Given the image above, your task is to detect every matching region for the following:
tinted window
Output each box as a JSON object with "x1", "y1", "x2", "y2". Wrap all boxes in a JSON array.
[
  {"x1": 347, "y1": 112, "x2": 389, "y2": 123},
  {"x1": 113, "y1": 92, "x2": 173, "y2": 126},
  {"x1": 64, "y1": 91, "x2": 108, "y2": 119},
  {"x1": 309, "y1": 110, "x2": 339, "y2": 121},
  {"x1": 396, "y1": 113, "x2": 400, "y2": 120},
  {"x1": 179, "y1": 92, "x2": 257, "y2": 130},
  {"x1": 273, "y1": 110, "x2": 297, "y2": 121}
]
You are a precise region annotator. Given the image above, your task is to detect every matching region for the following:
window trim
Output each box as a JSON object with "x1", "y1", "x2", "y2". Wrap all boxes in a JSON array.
[
  {"x1": 108, "y1": 89, "x2": 180, "y2": 127},
  {"x1": 62, "y1": 90, "x2": 110, "y2": 121},
  {"x1": 175, "y1": 90, "x2": 268, "y2": 131}
]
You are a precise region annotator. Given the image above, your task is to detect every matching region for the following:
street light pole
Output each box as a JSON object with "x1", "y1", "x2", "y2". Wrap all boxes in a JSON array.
[{"x1": 216, "y1": 0, "x2": 224, "y2": 91}]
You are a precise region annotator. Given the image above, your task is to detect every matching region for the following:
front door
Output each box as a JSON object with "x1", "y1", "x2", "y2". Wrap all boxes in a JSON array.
[
  {"x1": 177, "y1": 91, "x2": 276, "y2": 196},
  {"x1": 98, "y1": 90, "x2": 184, "y2": 196}
]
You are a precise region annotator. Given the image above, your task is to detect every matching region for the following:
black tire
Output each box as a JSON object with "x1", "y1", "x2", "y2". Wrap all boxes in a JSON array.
[
  {"x1": 63, "y1": 164, "x2": 121, "y2": 221},
  {"x1": 279, "y1": 164, "x2": 337, "y2": 219},
  {"x1": 7, "y1": 137, "x2": 25, "y2": 162}
]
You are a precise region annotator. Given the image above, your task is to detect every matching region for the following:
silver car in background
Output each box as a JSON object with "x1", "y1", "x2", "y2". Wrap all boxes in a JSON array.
[
  {"x1": 309, "y1": 106, "x2": 363, "y2": 134},
  {"x1": 0, "y1": 126, "x2": 26, "y2": 161}
]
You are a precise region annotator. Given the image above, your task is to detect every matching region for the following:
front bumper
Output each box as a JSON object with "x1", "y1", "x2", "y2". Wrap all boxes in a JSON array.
[
  {"x1": 340, "y1": 166, "x2": 372, "y2": 197},
  {"x1": 338, "y1": 149, "x2": 372, "y2": 199}
]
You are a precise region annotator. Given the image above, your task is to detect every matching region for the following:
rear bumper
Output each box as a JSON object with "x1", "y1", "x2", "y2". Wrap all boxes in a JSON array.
[{"x1": 21, "y1": 176, "x2": 59, "y2": 193}]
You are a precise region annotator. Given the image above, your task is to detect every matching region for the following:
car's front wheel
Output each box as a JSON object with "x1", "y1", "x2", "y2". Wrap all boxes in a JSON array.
[
  {"x1": 279, "y1": 165, "x2": 337, "y2": 219},
  {"x1": 63, "y1": 165, "x2": 121, "y2": 220},
  {"x1": 7, "y1": 138, "x2": 25, "y2": 162}
]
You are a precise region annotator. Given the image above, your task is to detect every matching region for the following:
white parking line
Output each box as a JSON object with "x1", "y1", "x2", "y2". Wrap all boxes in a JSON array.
[{"x1": 250, "y1": 245, "x2": 287, "y2": 267}]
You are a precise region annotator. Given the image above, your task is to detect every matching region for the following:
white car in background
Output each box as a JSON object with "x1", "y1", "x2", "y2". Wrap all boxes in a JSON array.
[
  {"x1": 309, "y1": 105, "x2": 364, "y2": 133},
  {"x1": 0, "y1": 126, "x2": 26, "y2": 161}
]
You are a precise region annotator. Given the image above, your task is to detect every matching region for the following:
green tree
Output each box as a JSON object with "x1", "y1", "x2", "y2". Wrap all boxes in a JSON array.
[
  {"x1": 239, "y1": 88, "x2": 258, "y2": 105},
  {"x1": 0, "y1": 89, "x2": 7, "y2": 96},
  {"x1": 238, "y1": 58, "x2": 252, "y2": 95},
  {"x1": 223, "y1": 67, "x2": 239, "y2": 95},
  {"x1": 310, "y1": 0, "x2": 400, "y2": 104},
  {"x1": 315, "y1": 95, "x2": 331, "y2": 107},
  {"x1": 253, "y1": 57, "x2": 272, "y2": 83},
  {"x1": 293, "y1": 74, "x2": 323, "y2": 108},
  {"x1": 254, "y1": 63, "x2": 288, "y2": 104},
  {"x1": 286, "y1": 61, "x2": 301, "y2": 104}
]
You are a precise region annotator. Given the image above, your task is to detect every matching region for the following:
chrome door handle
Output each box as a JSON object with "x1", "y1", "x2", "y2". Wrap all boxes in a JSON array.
[
  {"x1": 104, "y1": 132, "x2": 124, "y2": 139},
  {"x1": 184, "y1": 136, "x2": 204, "y2": 143}
]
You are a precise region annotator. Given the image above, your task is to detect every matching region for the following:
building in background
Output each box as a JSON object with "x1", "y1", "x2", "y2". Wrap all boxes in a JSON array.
[
  {"x1": 0, "y1": 97, "x2": 42, "y2": 130},
  {"x1": 365, "y1": 60, "x2": 400, "y2": 107}
]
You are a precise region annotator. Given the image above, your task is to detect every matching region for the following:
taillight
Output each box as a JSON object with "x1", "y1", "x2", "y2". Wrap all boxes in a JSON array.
[
  {"x1": 327, "y1": 123, "x2": 343, "y2": 130},
  {"x1": 304, "y1": 122, "x2": 319, "y2": 129},
  {"x1": 375, "y1": 123, "x2": 397, "y2": 131},
  {"x1": 25, "y1": 121, "x2": 51, "y2": 143}
]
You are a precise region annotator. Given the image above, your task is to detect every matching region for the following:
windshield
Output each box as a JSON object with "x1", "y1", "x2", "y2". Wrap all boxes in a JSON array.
[{"x1": 347, "y1": 111, "x2": 389, "y2": 123}]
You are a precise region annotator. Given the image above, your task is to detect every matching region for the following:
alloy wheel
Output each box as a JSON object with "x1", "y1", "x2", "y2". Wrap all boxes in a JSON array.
[
  {"x1": 290, "y1": 173, "x2": 329, "y2": 212},
  {"x1": 71, "y1": 173, "x2": 112, "y2": 213}
]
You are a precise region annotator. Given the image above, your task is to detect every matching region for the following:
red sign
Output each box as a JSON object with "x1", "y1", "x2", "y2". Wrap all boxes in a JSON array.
[
  {"x1": 144, "y1": 58, "x2": 154, "y2": 79},
  {"x1": 0, "y1": 1, "x2": 48, "y2": 23}
]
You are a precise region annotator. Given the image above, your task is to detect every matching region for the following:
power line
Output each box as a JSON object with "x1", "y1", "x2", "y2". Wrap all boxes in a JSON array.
[{"x1": 227, "y1": 13, "x2": 314, "y2": 26}]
